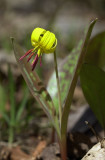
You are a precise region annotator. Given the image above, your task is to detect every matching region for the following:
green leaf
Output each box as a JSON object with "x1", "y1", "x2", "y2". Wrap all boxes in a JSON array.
[
  {"x1": 0, "y1": 84, "x2": 6, "y2": 112},
  {"x1": 12, "y1": 39, "x2": 60, "y2": 137},
  {"x1": 8, "y1": 66, "x2": 16, "y2": 126},
  {"x1": 16, "y1": 88, "x2": 29, "y2": 122},
  {"x1": 85, "y1": 31, "x2": 105, "y2": 71},
  {"x1": 80, "y1": 64, "x2": 105, "y2": 129},
  {"x1": 61, "y1": 19, "x2": 97, "y2": 142},
  {"x1": 0, "y1": 111, "x2": 10, "y2": 125},
  {"x1": 47, "y1": 39, "x2": 83, "y2": 112}
]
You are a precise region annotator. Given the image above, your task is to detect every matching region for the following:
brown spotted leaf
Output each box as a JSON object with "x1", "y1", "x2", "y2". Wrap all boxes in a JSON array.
[
  {"x1": 61, "y1": 19, "x2": 97, "y2": 143},
  {"x1": 47, "y1": 39, "x2": 83, "y2": 112},
  {"x1": 12, "y1": 39, "x2": 60, "y2": 135}
]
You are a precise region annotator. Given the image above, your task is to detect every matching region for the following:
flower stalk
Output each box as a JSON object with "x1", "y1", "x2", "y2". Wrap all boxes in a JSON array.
[{"x1": 54, "y1": 51, "x2": 62, "y2": 124}]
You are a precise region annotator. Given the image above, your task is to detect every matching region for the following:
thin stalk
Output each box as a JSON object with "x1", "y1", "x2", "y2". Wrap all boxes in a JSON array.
[
  {"x1": 85, "y1": 121, "x2": 100, "y2": 142},
  {"x1": 8, "y1": 66, "x2": 15, "y2": 144},
  {"x1": 9, "y1": 126, "x2": 14, "y2": 144},
  {"x1": 54, "y1": 51, "x2": 62, "y2": 124}
]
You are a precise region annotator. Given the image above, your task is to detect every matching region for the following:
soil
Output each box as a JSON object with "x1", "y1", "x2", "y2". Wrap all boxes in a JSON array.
[{"x1": 0, "y1": 132, "x2": 95, "y2": 160}]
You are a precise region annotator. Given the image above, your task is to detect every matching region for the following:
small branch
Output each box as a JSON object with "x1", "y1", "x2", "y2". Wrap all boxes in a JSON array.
[{"x1": 85, "y1": 121, "x2": 100, "y2": 142}]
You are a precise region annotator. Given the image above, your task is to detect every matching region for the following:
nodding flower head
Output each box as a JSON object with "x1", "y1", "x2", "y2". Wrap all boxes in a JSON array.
[{"x1": 19, "y1": 27, "x2": 57, "y2": 71}]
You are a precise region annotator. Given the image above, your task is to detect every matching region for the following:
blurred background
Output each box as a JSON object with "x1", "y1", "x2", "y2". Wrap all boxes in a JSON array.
[
  {"x1": 0, "y1": 0, "x2": 105, "y2": 158},
  {"x1": 0, "y1": 0, "x2": 105, "y2": 75},
  {"x1": 1, "y1": 0, "x2": 105, "y2": 53}
]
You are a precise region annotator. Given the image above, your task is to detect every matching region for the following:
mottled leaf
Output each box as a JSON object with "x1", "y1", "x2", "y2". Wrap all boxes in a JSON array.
[
  {"x1": 47, "y1": 38, "x2": 83, "y2": 111},
  {"x1": 12, "y1": 39, "x2": 57, "y2": 125},
  {"x1": 61, "y1": 19, "x2": 97, "y2": 142},
  {"x1": 48, "y1": 20, "x2": 97, "y2": 113},
  {"x1": 85, "y1": 31, "x2": 105, "y2": 71},
  {"x1": 80, "y1": 64, "x2": 105, "y2": 129}
]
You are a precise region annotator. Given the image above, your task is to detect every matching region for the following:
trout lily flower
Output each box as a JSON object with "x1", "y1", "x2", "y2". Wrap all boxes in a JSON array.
[{"x1": 19, "y1": 27, "x2": 57, "y2": 70}]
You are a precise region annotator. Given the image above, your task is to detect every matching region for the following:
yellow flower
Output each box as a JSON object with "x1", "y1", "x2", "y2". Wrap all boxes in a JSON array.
[{"x1": 19, "y1": 27, "x2": 57, "y2": 70}]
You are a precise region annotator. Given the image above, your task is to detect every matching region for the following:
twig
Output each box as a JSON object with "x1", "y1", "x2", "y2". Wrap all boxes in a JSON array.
[{"x1": 85, "y1": 121, "x2": 100, "y2": 142}]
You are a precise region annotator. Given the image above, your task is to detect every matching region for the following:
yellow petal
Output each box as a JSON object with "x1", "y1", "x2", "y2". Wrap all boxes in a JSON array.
[{"x1": 31, "y1": 27, "x2": 57, "y2": 54}]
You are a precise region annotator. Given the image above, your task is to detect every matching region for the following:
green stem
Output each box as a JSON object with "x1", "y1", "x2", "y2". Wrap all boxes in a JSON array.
[
  {"x1": 54, "y1": 51, "x2": 62, "y2": 124},
  {"x1": 9, "y1": 126, "x2": 14, "y2": 144}
]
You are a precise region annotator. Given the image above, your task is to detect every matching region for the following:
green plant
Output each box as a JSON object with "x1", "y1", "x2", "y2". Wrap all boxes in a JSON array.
[
  {"x1": 80, "y1": 31, "x2": 105, "y2": 135},
  {"x1": 13, "y1": 19, "x2": 97, "y2": 160},
  {"x1": 0, "y1": 67, "x2": 29, "y2": 144},
  {"x1": 0, "y1": 84, "x2": 7, "y2": 114}
]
